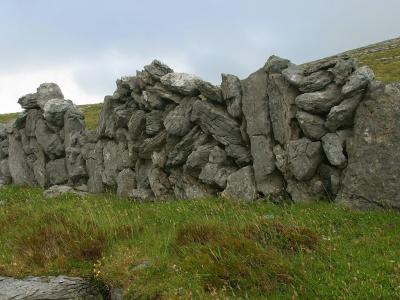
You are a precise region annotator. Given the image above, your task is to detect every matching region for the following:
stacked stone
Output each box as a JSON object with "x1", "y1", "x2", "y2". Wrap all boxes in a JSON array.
[
  {"x1": 264, "y1": 55, "x2": 375, "y2": 202},
  {"x1": 91, "y1": 60, "x2": 255, "y2": 200},
  {"x1": 0, "y1": 124, "x2": 11, "y2": 185},
  {"x1": 7, "y1": 83, "x2": 87, "y2": 189}
]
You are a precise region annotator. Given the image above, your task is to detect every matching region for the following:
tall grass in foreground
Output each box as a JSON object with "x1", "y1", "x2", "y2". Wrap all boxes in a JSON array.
[{"x1": 0, "y1": 185, "x2": 399, "y2": 299}]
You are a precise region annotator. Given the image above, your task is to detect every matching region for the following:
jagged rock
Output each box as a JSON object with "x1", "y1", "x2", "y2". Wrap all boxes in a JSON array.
[
  {"x1": 163, "y1": 98, "x2": 194, "y2": 136},
  {"x1": 0, "y1": 275, "x2": 101, "y2": 299},
  {"x1": 267, "y1": 72, "x2": 300, "y2": 146},
  {"x1": 97, "y1": 96, "x2": 115, "y2": 137},
  {"x1": 221, "y1": 74, "x2": 242, "y2": 118},
  {"x1": 330, "y1": 58, "x2": 357, "y2": 85},
  {"x1": 160, "y1": 72, "x2": 201, "y2": 96},
  {"x1": 46, "y1": 158, "x2": 68, "y2": 185},
  {"x1": 64, "y1": 107, "x2": 85, "y2": 149},
  {"x1": 43, "y1": 185, "x2": 88, "y2": 198},
  {"x1": 84, "y1": 140, "x2": 104, "y2": 193},
  {"x1": 169, "y1": 169, "x2": 215, "y2": 199},
  {"x1": 144, "y1": 59, "x2": 174, "y2": 79},
  {"x1": 114, "y1": 105, "x2": 134, "y2": 128},
  {"x1": 129, "y1": 188, "x2": 154, "y2": 200},
  {"x1": 319, "y1": 164, "x2": 341, "y2": 195},
  {"x1": 225, "y1": 144, "x2": 252, "y2": 167},
  {"x1": 191, "y1": 99, "x2": 242, "y2": 146},
  {"x1": 146, "y1": 110, "x2": 164, "y2": 136},
  {"x1": 14, "y1": 111, "x2": 27, "y2": 130},
  {"x1": 18, "y1": 93, "x2": 39, "y2": 109},
  {"x1": 143, "y1": 91, "x2": 166, "y2": 110},
  {"x1": 166, "y1": 127, "x2": 208, "y2": 166},
  {"x1": 199, "y1": 163, "x2": 236, "y2": 189},
  {"x1": 296, "y1": 110, "x2": 327, "y2": 140},
  {"x1": 325, "y1": 94, "x2": 362, "y2": 132},
  {"x1": 146, "y1": 83, "x2": 183, "y2": 104},
  {"x1": 139, "y1": 130, "x2": 167, "y2": 159},
  {"x1": 66, "y1": 147, "x2": 87, "y2": 182},
  {"x1": 295, "y1": 84, "x2": 342, "y2": 114},
  {"x1": 264, "y1": 55, "x2": 291, "y2": 74},
  {"x1": 0, "y1": 124, "x2": 7, "y2": 140},
  {"x1": 185, "y1": 143, "x2": 217, "y2": 175},
  {"x1": 8, "y1": 132, "x2": 36, "y2": 185},
  {"x1": 0, "y1": 139, "x2": 8, "y2": 161},
  {"x1": 321, "y1": 133, "x2": 347, "y2": 168},
  {"x1": 102, "y1": 140, "x2": 119, "y2": 186},
  {"x1": 304, "y1": 56, "x2": 342, "y2": 75},
  {"x1": 288, "y1": 138, "x2": 323, "y2": 181},
  {"x1": 25, "y1": 109, "x2": 42, "y2": 137},
  {"x1": 128, "y1": 110, "x2": 146, "y2": 139},
  {"x1": 242, "y1": 67, "x2": 283, "y2": 196},
  {"x1": 117, "y1": 168, "x2": 136, "y2": 198},
  {"x1": 338, "y1": 82, "x2": 400, "y2": 209},
  {"x1": 43, "y1": 99, "x2": 74, "y2": 127},
  {"x1": 30, "y1": 139, "x2": 48, "y2": 188},
  {"x1": 286, "y1": 177, "x2": 325, "y2": 203},
  {"x1": 342, "y1": 66, "x2": 374, "y2": 96},
  {"x1": 36, "y1": 83, "x2": 64, "y2": 109},
  {"x1": 197, "y1": 80, "x2": 222, "y2": 102},
  {"x1": 148, "y1": 167, "x2": 172, "y2": 198},
  {"x1": 299, "y1": 70, "x2": 333, "y2": 92},
  {"x1": 208, "y1": 146, "x2": 227, "y2": 165},
  {"x1": 135, "y1": 159, "x2": 152, "y2": 189},
  {"x1": 282, "y1": 64, "x2": 305, "y2": 86},
  {"x1": 222, "y1": 166, "x2": 258, "y2": 201},
  {"x1": 35, "y1": 118, "x2": 64, "y2": 159}
]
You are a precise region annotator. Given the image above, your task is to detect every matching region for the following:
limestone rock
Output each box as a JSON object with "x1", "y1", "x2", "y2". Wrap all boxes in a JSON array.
[
  {"x1": 342, "y1": 66, "x2": 374, "y2": 96},
  {"x1": 338, "y1": 82, "x2": 400, "y2": 209},
  {"x1": 43, "y1": 185, "x2": 88, "y2": 198},
  {"x1": 36, "y1": 83, "x2": 64, "y2": 109},
  {"x1": 197, "y1": 80, "x2": 222, "y2": 102},
  {"x1": 18, "y1": 93, "x2": 39, "y2": 109},
  {"x1": 185, "y1": 143, "x2": 216, "y2": 175},
  {"x1": 97, "y1": 96, "x2": 116, "y2": 137},
  {"x1": 144, "y1": 59, "x2": 174, "y2": 79},
  {"x1": 286, "y1": 177, "x2": 325, "y2": 203},
  {"x1": 135, "y1": 159, "x2": 152, "y2": 189},
  {"x1": 288, "y1": 138, "x2": 323, "y2": 181},
  {"x1": 160, "y1": 72, "x2": 201, "y2": 96},
  {"x1": 225, "y1": 144, "x2": 252, "y2": 167},
  {"x1": 299, "y1": 70, "x2": 333, "y2": 92},
  {"x1": 330, "y1": 58, "x2": 357, "y2": 85},
  {"x1": 319, "y1": 164, "x2": 341, "y2": 196},
  {"x1": 295, "y1": 84, "x2": 342, "y2": 114},
  {"x1": 199, "y1": 163, "x2": 236, "y2": 189},
  {"x1": 282, "y1": 64, "x2": 305, "y2": 86},
  {"x1": 264, "y1": 55, "x2": 291, "y2": 74},
  {"x1": 222, "y1": 166, "x2": 258, "y2": 201},
  {"x1": 43, "y1": 99, "x2": 74, "y2": 127},
  {"x1": 66, "y1": 147, "x2": 87, "y2": 182},
  {"x1": 35, "y1": 118, "x2": 64, "y2": 159},
  {"x1": 117, "y1": 168, "x2": 136, "y2": 198},
  {"x1": 221, "y1": 74, "x2": 242, "y2": 118},
  {"x1": 46, "y1": 158, "x2": 68, "y2": 185},
  {"x1": 163, "y1": 98, "x2": 194, "y2": 136},
  {"x1": 0, "y1": 275, "x2": 101, "y2": 299},
  {"x1": 325, "y1": 94, "x2": 362, "y2": 132},
  {"x1": 321, "y1": 133, "x2": 347, "y2": 168},
  {"x1": 169, "y1": 169, "x2": 215, "y2": 199},
  {"x1": 84, "y1": 141, "x2": 104, "y2": 193},
  {"x1": 208, "y1": 146, "x2": 227, "y2": 165},
  {"x1": 129, "y1": 188, "x2": 154, "y2": 201},
  {"x1": 139, "y1": 130, "x2": 167, "y2": 159},
  {"x1": 148, "y1": 167, "x2": 172, "y2": 198},
  {"x1": 146, "y1": 110, "x2": 164, "y2": 136},
  {"x1": 25, "y1": 109, "x2": 42, "y2": 137},
  {"x1": 102, "y1": 140, "x2": 119, "y2": 186},
  {"x1": 128, "y1": 110, "x2": 146, "y2": 140},
  {"x1": 296, "y1": 110, "x2": 327, "y2": 140},
  {"x1": 146, "y1": 83, "x2": 183, "y2": 104}
]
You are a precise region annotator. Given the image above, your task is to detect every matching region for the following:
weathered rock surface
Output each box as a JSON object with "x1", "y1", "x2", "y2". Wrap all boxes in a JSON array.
[
  {"x1": 161, "y1": 73, "x2": 201, "y2": 96},
  {"x1": 221, "y1": 74, "x2": 242, "y2": 118},
  {"x1": 325, "y1": 94, "x2": 362, "y2": 132},
  {"x1": 342, "y1": 66, "x2": 374, "y2": 96},
  {"x1": 0, "y1": 275, "x2": 101, "y2": 299},
  {"x1": 321, "y1": 133, "x2": 347, "y2": 168},
  {"x1": 222, "y1": 166, "x2": 258, "y2": 201},
  {"x1": 296, "y1": 110, "x2": 327, "y2": 140},
  {"x1": 295, "y1": 84, "x2": 342, "y2": 114},
  {"x1": 117, "y1": 168, "x2": 136, "y2": 198},
  {"x1": 43, "y1": 185, "x2": 88, "y2": 198}
]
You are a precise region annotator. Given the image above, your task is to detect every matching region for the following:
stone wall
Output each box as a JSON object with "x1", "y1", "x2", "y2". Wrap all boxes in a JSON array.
[{"x1": 1, "y1": 55, "x2": 399, "y2": 210}]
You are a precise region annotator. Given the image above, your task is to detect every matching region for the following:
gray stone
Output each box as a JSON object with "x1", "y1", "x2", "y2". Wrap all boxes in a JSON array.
[
  {"x1": 144, "y1": 59, "x2": 174, "y2": 79},
  {"x1": 135, "y1": 159, "x2": 152, "y2": 189},
  {"x1": 288, "y1": 138, "x2": 323, "y2": 181},
  {"x1": 199, "y1": 163, "x2": 236, "y2": 189},
  {"x1": 222, "y1": 166, "x2": 258, "y2": 201},
  {"x1": 36, "y1": 83, "x2": 64, "y2": 109},
  {"x1": 224, "y1": 144, "x2": 252, "y2": 167},
  {"x1": 197, "y1": 80, "x2": 222, "y2": 102},
  {"x1": 18, "y1": 93, "x2": 39, "y2": 109},
  {"x1": 114, "y1": 105, "x2": 134, "y2": 128},
  {"x1": 35, "y1": 118, "x2": 64, "y2": 159},
  {"x1": 299, "y1": 70, "x2": 333, "y2": 92},
  {"x1": 46, "y1": 158, "x2": 68, "y2": 185},
  {"x1": 128, "y1": 110, "x2": 146, "y2": 140},
  {"x1": 221, "y1": 74, "x2": 242, "y2": 118},
  {"x1": 102, "y1": 140, "x2": 119, "y2": 186},
  {"x1": 296, "y1": 110, "x2": 327, "y2": 140},
  {"x1": 208, "y1": 146, "x2": 227, "y2": 165},
  {"x1": 0, "y1": 159, "x2": 11, "y2": 184},
  {"x1": 146, "y1": 110, "x2": 164, "y2": 136},
  {"x1": 25, "y1": 109, "x2": 42, "y2": 137},
  {"x1": 185, "y1": 143, "x2": 216, "y2": 175},
  {"x1": 84, "y1": 141, "x2": 104, "y2": 193},
  {"x1": 139, "y1": 130, "x2": 167, "y2": 159},
  {"x1": 30, "y1": 139, "x2": 48, "y2": 188},
  {"x1": 43, "y1": 99, "x2": 74, "y2": 127},
  {"x1": 295, "y1": 84, "x2": 342, "y2": 114},
  {"x1": 330, "y1": 58, "x2": 357, "y2": 85},
  {"x1": 319, "y1": 164, "x2": 341, "y2": 196},
  {"x1": 338, "y1": 82, "x2": 400, "y2": 209},
  {"x1": 43, "y1": 185, "x2": 88, "y2": 198},
  {"x1": 143, "y1": 91, "x2": 166, "y2": 110},
  {"x1": 148, "y1": 167, "x2": 172, "y2": 198},
  {"x1": 264, "y1": 55, "x2": 291, "y2": 74},
  {"x1": 325, "y1": 94, "x2": 362, "y2": 132},
  {"x1": 321, "y1": 133, "x2": 347, "y2": 168},
  {"x1": 169, "y1": 169, "x2": 215, "y2": 199},
  {"x1": 286, "y1": 177, "x2": 325, "y2": 203},
  {"x1": 282, "y1": 64, "x2": 305, "y2": 86},
  {"x1": 64, "y1": 107, "x2": 85, "y2": 148},
  {"x1": 146, "y1": 83, "x2": 183, "y2": 104},
  {"x1": 0, "y1": 275, "x2": 101, "y2": 300},
  {"x1": 163, "y1": 98, "x2": 194, "y2": 136},
  {"x1": 65, "y1": 147, "x2": 87, "y2": 182},
  {"x1": 267, "y1": 73, "x2": 300, "y2": 146},
  {"x1": 160, "y1": 72, "x2": 201, "y2": 96},
  {"x1": 129, "y1": 188, "x2": 154, "y2": 201},
  {"x1": 8, "y1": 132, "x2": 36, "y2": 185},
  {"x1": 191, "y1": 99, "x2": 243, "y2": 146},
  {"x1": 342, "y1": 66, "x2": 374, "y2": 96},
  {"x1": 97, "y1": 96, "x2": 116, "y2": 137},
  {"x1": 117, "y1": 168, "x2": 136, "y2": 198}
]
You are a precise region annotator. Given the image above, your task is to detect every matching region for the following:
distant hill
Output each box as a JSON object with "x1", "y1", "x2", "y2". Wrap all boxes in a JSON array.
[{"x1": 1, "y1": 37, "x2": 399, "y2": 129}]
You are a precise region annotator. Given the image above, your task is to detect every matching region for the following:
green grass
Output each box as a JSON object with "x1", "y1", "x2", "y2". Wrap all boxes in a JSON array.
[
  {"x1": 0, "y1": 112, "x2": 19, "y2": 125},
  {"x1": 0, "y1": 186, "x2": 399, "y2": 299},
  {"x1": 79, "y1": 103, "x2": 103, "y2": 131}
]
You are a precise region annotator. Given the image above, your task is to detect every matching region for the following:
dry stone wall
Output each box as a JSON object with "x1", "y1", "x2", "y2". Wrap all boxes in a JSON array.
[{"x1": 1, "y1": 55, "x2": 399, "y2": 210}]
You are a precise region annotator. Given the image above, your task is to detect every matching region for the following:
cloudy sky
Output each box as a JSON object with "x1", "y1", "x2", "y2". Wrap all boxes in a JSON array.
[{"x1": 0, "y1": 0, "x2": 398, "y2": 113}]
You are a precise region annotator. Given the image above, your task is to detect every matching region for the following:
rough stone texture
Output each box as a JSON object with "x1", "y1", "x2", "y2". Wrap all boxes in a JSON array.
[
  {"x1": 287, "y1": 138, "x2": 323, "y2": 181},
  {"x1": 342, "y1": 66, "x2": 374, "y2": 96},
  {"x1": 163, "y1": 98, "x2": 194, "y2": 136},
  {"x1": 0, "y1": 275, "x2": 101, "y2": 299},
  {"x1": 169, "y1": 169, "x2": 215, "y2": 199},
  {"x1": 221, "y1": 74, "x2": 242, "y2": 118},
  {"x1": 325, "y1": 94, "x2": 362, "y2": 132},
  {"x1": 35, "y1": 118, "x2": 64, "y2": 159},
  {"x1": 117, "y1": 168, "x2": 136, "y2": 198},
  {"x1": 321, "y1": 133, "x2": 347, "y2": 168},
  {"x1": 160, "y1": 72, "x2": 201, "y2": 96},
  {"x1": 298, "y1": 70, "x2": 333, "y2": 92},
  {"x1": 296, "y1": 110, "x2": 327, "y2": 140},
  {"x1": 338, "y1": 83, "x2": 400, "y2": 209},
  {"x1": 295, "y1": 84, "x2": 342, "y2": 114},
  {"x1": 197, "y1": 80, "x2": 222, "y2": 102},
  {"x1": 222, "y1": 166, "x2": 258, "y2": 201},
  {"x1": 144, "y1": 59, "x2": 174, "y2": 79},
  {"x1": 148, "y1": 167, "x2": 172, "y2": 198},
  {"x1": 282, "y1": 65, "x2": 305, "y2": 86},
  {"x1": 43, "y1": 185, "x2": 88, "y2": 198},
  {"x1": 242, "y1": 67, "x2": 283, "y2": 196},
  {"x1": 46, "y1": 158, "x2": 68, "y2": 185},
  {"x1": 43, "y1": 99, "x2": 74, "y2": 127}
]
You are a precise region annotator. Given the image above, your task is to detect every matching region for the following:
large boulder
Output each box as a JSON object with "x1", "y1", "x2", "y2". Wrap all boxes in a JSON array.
[{"x1": 338, "y1": 83, "x2": 400, "y2": 209}]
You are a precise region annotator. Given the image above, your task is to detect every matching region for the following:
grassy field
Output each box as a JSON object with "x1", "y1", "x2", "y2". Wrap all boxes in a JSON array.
[{"x1": 0, "y1": 186, "x2": 399, "y2": 299}]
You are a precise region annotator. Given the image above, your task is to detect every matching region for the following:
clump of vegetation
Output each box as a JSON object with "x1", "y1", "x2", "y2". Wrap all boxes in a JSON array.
[
  {"x1": 79, "y1": 103, "x2": 103, "y2": 130},
  {"x1": 0, "y1": 186, "x2": 399, "y2": 299}
]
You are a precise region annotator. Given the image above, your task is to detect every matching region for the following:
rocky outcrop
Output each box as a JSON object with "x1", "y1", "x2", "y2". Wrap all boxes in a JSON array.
[
  {"x1": 0, "y1": 275, "x2": 102, "y2": 300},
  {"x1": 3, "y1": 54, "x2": 399, "y2": 209}
]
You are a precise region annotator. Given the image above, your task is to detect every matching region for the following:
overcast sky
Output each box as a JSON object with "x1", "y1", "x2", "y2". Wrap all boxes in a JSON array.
[{"x1": 0, "y1": 0, "x2": 398, "y2": 113}]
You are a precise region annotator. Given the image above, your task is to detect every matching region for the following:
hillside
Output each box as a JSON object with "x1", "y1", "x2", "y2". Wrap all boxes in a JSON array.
[{"x1": 0, "y1": 37, "x2": 398, "y2": 130}]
